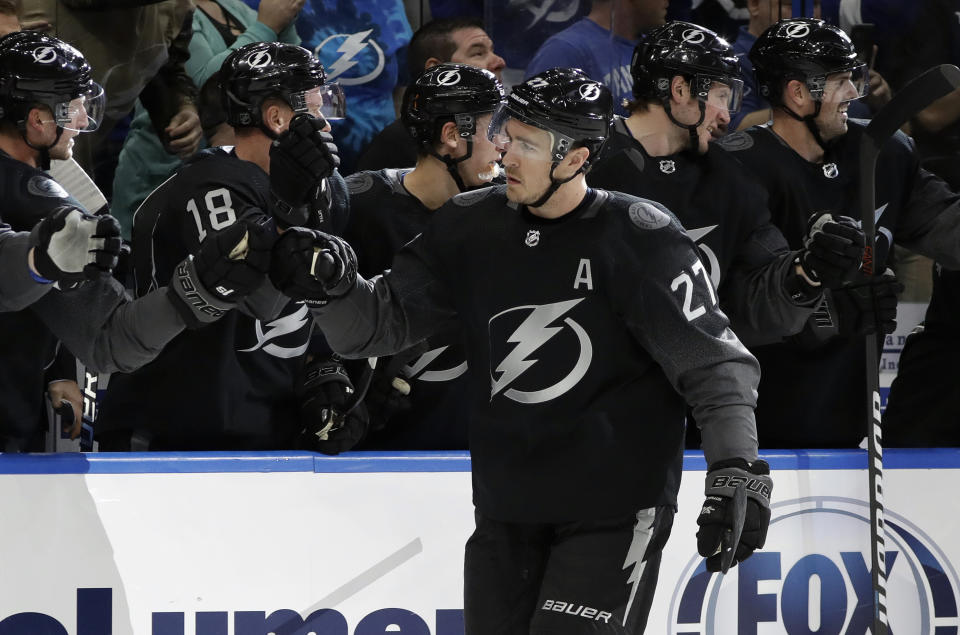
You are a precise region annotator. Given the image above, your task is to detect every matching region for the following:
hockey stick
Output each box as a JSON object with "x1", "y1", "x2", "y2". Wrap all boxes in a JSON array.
[
  {"x1": 719, "y1": 482, "x2": 747, "y2": 574},
  {"x1": 858, "y1": 63, "x2": 960, "y2": 635}
]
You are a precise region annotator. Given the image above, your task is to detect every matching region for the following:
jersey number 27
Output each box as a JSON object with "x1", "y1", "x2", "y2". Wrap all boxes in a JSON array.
[{"x1": 670, "y1": 260, "x2": 718, "y2": 322}]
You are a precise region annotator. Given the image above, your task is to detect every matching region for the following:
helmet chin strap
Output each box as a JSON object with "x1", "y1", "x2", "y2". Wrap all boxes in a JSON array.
[
  {"x1": 429, "y1": 137, "x2": 474, "y2": 193},
  {"x1": 528, "y1": 161, "x2": 583, "y2": 209},
  {"x1": 664, "y1": 99, "x2": 706, "y2": 154},
  {"x1": 778, "y1": 100, "x2": 828, "y2": 152}
]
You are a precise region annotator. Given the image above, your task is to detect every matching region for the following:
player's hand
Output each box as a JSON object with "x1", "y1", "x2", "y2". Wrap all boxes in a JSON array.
[
  {"x1": 257, "y1": 0, "x2": 304, "y2": 34},
  {"x1": 697, "y1": 458, "x2": 772, "y2": 573},
  {"x1": 48, "y1": 380, "x2": 83, "y2": 439},
  {"x1": 269, "y1": 113, "x2": 340, "y2": 211},
  {"x1": 167, "y1": 221, "x2": 272, "y2": 328},
  {"x1": 269, "y1": 227, "x2": 356, "y2": 305},
  {"x1": 30, "y1": 205, "x2": 122, "y2": 286},
  {"x1": 164, "y1": 104, "x2": 202, "y2": 159},
  {"x1": 296, "y1": 356, "x2": 369, "y2": 454},
  {"x1": 831, "y1": 269, "x2": 903, "y2": 336},
  {"x1": 799, "y1": 212, "x2": 865, "y2": 289}
]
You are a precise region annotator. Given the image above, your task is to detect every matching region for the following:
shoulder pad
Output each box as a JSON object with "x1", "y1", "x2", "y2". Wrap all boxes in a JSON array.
[
  {"x1": 346, "y1": 171, "x2": 375, "y2": 195},
  {"x1": 715, "y1": 131, "x2": 754, "y2": 152},
  {"x1": 627, "y1": 199, "x2": 672, "y2": 230},
  {"x1": 27, "y1": 174, "x2": 69, "y2": 199},
  {"x1": 451, "y1": 185, "x2": 499, "y2": 207}
]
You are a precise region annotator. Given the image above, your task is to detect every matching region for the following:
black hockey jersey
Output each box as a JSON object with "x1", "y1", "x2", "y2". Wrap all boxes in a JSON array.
[
  {"x1": 0, "y1": 150, "x2": 83, "y2": 444},
  {"x1": 589, "y1": 118, "x2": 816, "y2": 345},
  {"x1": 718, "y1": 121, "x2": 960, "y2": 447},
  {"x1": 343, "y1": 168, "x2": 470, "y2": 449},
  {"x1": 97, "y1": 148, "x2": 348, "y2": 448},
  {"x1": 314, "y1": 186, "x2": 760, "y2": 523}
]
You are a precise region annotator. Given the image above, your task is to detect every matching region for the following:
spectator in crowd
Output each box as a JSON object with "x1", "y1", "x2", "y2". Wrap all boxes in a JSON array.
[
  {"x1": 272, "y1": 0, "x2": 413, "y2": 173},
  {"x1": 110, "y1": 0, "x2": 303, "y2": 238},
  {"x1": 345, "y1": 63, "x2": 504, "y2": 450},
  {"x1": 21, "y1": 0, "x2": 201, "y2": 193},
  {"x1": 0, "y1": 29, "x2": 266, "y2": 429},
  {"x1": 729, "y1": 0, "x2": 891, "y2": 132},
  {"x1": 269, "y1": 68, "x2": 771, "y2": 633},
  {"x1": 716, "y1": 18, "x2": 960, "y2": 448},
  {"x1": 357, "y1": 16, "x2": 505, "y2": 172},
  {"x1": 524, "y1": 0, "x2": 669, "y2": 116},
  {"x1": 97, "y1": 43, "x2": 364, "y2": 453},
  {"x1": 0, "y1": 0, "x2": 19, "y2": 35}
]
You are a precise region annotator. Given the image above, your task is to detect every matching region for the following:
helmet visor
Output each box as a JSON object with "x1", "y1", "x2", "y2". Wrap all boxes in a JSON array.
[
  {"x1": 291, "y1": 83, "x2": 347, "y2": 121},
  {"x1": 822, "y1": 64, "x2": 869, "y2": 102},
  {"x1": 700, "y1": 76, "x2": 744, "y2": 114},
  {"x1": 487, "y1": 102, "x2": 573, "y2": 163},
  {"x1": 53, "y1": 81, "x2": 105, "y2": 132}
]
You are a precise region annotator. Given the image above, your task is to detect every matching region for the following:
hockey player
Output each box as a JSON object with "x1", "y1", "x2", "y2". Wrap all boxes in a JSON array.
[
  {"x1": 343, "y1": 62, "x2": 504, "y2": 449},
  {"x1": 717, "y1": 17, "x2": 960, "y2": 447},
  {"x1": 0, "y1": 31, "x2": 265, "y2": 447},
  {"x1": 96, "y1": 42, "x2": 364, "y2": 453},
  {"x1": 589, "y1": 21, "x2": 867, "y2": 352},
  {"x1": 270, "y1": 69, "x2": 773, "y2": 634}
]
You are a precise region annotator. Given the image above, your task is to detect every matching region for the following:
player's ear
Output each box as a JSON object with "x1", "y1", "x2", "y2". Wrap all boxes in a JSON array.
[
  {"x1": 424, "y1": 57, "x2": 442, "y2": 70},
  {"x1": 262, "y1": 102, "x2": 286, "y2": 136},
  {"x1": 439, "y1": 121, "x2": 459, "y2": 153},
  {"x1": 670, "y1": 75, "x2": 688, "y2": 104},
  {"x1": 27, "y1": 105, "x2": 48, "y2": 133},
  {"x1": 785, "y1": 79, "x2": 807, "y2": 109},
  {"x1": 557, "y1": 145, "x2": 589, "y2": 178}
]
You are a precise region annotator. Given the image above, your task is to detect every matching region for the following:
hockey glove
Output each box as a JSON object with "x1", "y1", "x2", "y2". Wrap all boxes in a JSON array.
[
  {"x1": 30, "y1": 205, "x2": 122, "y2": 286},
  {"x1": 269, "y1": 227, "x2": 357, "y2": 305},
  {"x1": 364, "y1": 354, "x2": 417, "y2": 432},
  {"x1": 697, "y1": 458, "x2": 772, "y2": 573},
  {"x1": 832, "y1": 269, "x2": 903, "y2": 336},
  {"x1": 269, "y1": 113, "x2": 340, "y2": 210},
  {"x1": 167, "y1": 221, "x2": 272, "y2": 328},
  {"x1": 296, "y1": 356, "x2": 369, "y2": 455},
  {"x1": 798, "y1": 212, "x2": 865, "y2": 289}
]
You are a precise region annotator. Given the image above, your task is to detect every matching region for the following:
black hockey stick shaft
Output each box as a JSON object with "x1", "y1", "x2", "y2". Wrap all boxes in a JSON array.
[{"x1": 858, "y1": 63, "x2": 960, "y2": 635}]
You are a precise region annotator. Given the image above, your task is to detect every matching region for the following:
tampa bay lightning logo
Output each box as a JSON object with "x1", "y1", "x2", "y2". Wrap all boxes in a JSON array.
[
  {"x1": 579, "y1": 83, "x2": 601, "y2": 101},
  {"x1": 27, "y1": 175, "x2": 69, "y2": 198},
  {"x1": 681, "y1": 29, "x2": 706, "y2": 45},
  {"x1": 238, "y1": 304, "x2": 312, "y2": 359},
  {"x1": 667, "y1": 497, "x2": 960, "y2": 633},
  {"x1": 401, "y1": 346, "x2": 468, "y2": 383},
  {"x1": 245, "y1": 50, "x2": 272, "y2": 69},
  {"x1": 518, "y1": 0, "x2": 581, "y2": 29},
  {"x1": 32, "y1": 47, "x2": 57, "y2": 64},
  {"x1": 316, "y1": 30, "x2": 385, "y2": 86},
  {"x1": 489, "y1": 299, "x2": 592, "y2": 404},
  {"x1": 785, "y1": 23, "x2": 811, "y2": 38},
  {"x1": 436, "y1": 70, "x2": 461, "y2": 86}
]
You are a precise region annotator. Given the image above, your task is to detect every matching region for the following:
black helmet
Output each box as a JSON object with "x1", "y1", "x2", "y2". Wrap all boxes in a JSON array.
[
  {"x1": 220, "y1": 42, "x2": 345, "y2": 128},
  {"x1": 402, "y1": 63, "x2": 504, "y2": 148},
  {"x1": 0, "y1": 31, "x2": 105, "y2": 131},
  {"x1": 489, "y1": 67, "x2": 612, "y2": 164},
  {"x1": 750, "y1": 18, "x2": 868, "y2": 104},
  {"x1": 631, "y1": 21, "x2": 743, "y2": 113}
]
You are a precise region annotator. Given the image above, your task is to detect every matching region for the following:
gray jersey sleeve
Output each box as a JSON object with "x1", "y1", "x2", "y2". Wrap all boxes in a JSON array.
[
  {"x1": 32, "y1": 278, "x2": 186, "y2": 374},
  {"x1": 613, "y1": 214, "x2": 761, "y2": 465},
  {"x1": 311, "y1": 234, "x2": 457, "y2": 358},
  {"x1": 0, "y1": 228, "x2": 53, "y2": 312}
]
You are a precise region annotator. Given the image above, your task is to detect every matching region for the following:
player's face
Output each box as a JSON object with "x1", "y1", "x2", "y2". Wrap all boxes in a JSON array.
[
  {"x1": 815, "y1": 70, "x2": 863, "y2": 141},
  {"x1": 674, "y1": 80, "x2": 733, "y2": 153},
  {"x1": 449, "y1": 27, "x2": 506, "y2": 80},
  {"x1": 31, "y1": 105, "x2": 82, "y2": 160},
  {"x1": 496, "y1": 119, "x2": 557, "y2": 205},
  {"x1": 457, "y1": 113, "x2": 503, "y2": 187}
]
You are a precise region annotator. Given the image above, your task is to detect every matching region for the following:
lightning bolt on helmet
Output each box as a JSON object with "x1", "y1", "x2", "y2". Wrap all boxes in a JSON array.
[
  {"x1": 489, "y1": 67, "x2": 613, "y2": 165},
  {"x1": 0, "y1": 31, "x2": 105, "y2": 132},
  {"x1": 220, "y1": 42, "x2": 346, "y2": 129},
  {"x1": 750, "y1": 18, "x2": 868, "y2": 105},
  {"x1": 630, "y1": 21, "x2": 744, "y2": 114},
  {"x1": 402, "y1": 62, "x2": 505, "y2": 149}
]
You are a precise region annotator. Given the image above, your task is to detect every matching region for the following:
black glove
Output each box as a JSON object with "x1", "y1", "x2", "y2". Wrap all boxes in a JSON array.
[
  {"x1": 798, "y1": 212, "x2": 865, "y2": 289},
  {"x1": 269, "y1": 227, "x2": 357, "y2": 305},
  {"x1": 269, "y1": 113, "x2": 340, "y2": 210},
  {"x1": 697, "y1": 458, "x2": 772, "y2": 573},
  {"x1": 296, "y1": 356, "x2": 369, "y2": 455},
  {"x1": 167, "y1": 221, "x2": 272, "y2": 328},
  {"x1": 365, "y1": 357, "x2": 415, "y2": 432},
  {"x1": 831, "y1": 269, "x2": 903, "y2": 336},
  {"x1": 30, "y1": 205, "x2": 122, "y2": 285}
]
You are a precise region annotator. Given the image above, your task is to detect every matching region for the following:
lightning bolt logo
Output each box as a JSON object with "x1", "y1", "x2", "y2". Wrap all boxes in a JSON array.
[
  {"x1": 239, "y1": 304, "x2": 312, "y2": 359},
  {"x1": 489, "y1": 298, "x2": 592, "y2": 404},
  {"x1": 622, "y1": 508, "x2": 657, "y2": 626},
  {"x1": 325, "y1": 30, "x2": 373, "y2": 79},
  {"x1": 686, "y1": 224, "x2": 721, "y2": 288}
]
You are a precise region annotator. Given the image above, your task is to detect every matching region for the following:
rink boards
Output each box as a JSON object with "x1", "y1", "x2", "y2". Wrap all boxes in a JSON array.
[{"x1": 0, "y1": 449, "x2": 957, "y2": 635}]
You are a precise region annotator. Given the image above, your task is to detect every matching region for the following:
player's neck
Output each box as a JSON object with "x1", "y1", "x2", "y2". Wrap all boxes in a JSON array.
[
  {"x1": 770, "y1": 115, "x2": 825, "y2": 163},
  {"x1": 233, "y1": 135, "x2": 271, "y2": 174},
  {"x1": 406, "y1": 155, "x2": 462, "y2": 210},
  {"x1": 0, "y1": 131, "x2": 40, "y2": 168},
  {"x1": 528, "y1": 176, "x2": 588, "y2": 219},
  {"x1": 625, "y1": 109, "x2": 688, "y2": 157}
]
